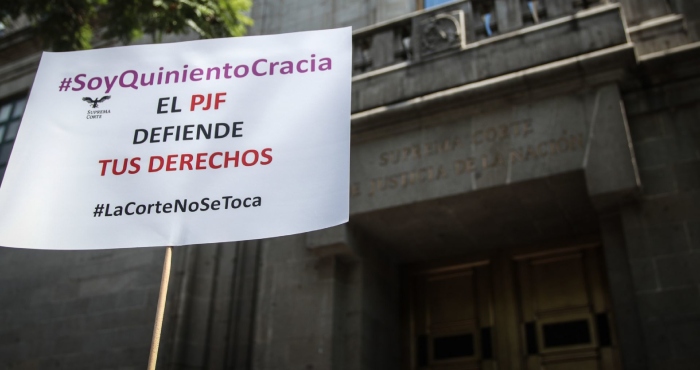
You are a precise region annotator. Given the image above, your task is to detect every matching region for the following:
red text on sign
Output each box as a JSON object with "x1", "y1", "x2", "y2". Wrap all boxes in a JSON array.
[
  {"x1": 97, "y1": 148, "x2": 273, "y2": 176},
  {"x1": 191, "y1": 92, "x2": 226, "y2": 111}
]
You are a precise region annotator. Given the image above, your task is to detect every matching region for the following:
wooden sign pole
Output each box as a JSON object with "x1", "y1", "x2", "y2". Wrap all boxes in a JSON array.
[{"x1": 147, "y1": 246, "x2": 173, "y2": 370}]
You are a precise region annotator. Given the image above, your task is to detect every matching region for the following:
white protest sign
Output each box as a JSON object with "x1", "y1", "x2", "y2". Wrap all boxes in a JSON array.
[{"x1": 0, "y1": 28, "x2": 351, "y2": 250}]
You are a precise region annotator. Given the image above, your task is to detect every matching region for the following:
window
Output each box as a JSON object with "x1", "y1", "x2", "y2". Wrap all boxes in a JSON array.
[
  {"x1": 0, "y1": 95, "x2": 27, "y2": 183},
  {"x1": 424, "y1": 0, "x2": 454, "y2": 9},
  {"x1": 473, "y1": 0, "x2": 496, "y2": 37},
  {"x1": 525, "y1": 1, "x2": 541, "y2": 24}
]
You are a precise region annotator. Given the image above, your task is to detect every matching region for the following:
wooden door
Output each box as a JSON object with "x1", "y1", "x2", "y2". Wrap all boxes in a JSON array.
[
  {"x1": 406, "y1": 261, "x2": 496, "y2": 370},
  {"x1": 514, "y1": 247, "x2": 622, "y2": 370}
]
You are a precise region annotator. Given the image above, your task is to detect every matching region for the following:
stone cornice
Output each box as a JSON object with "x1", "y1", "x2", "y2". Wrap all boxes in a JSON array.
[{"x1": 351, "y1": 43, "x2": 636, "y2": 140}]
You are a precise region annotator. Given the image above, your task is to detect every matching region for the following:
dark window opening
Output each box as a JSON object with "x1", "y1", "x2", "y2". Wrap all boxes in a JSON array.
[
  {"x1": 417, "y1": 335, "x2": 428, "y2": 367},
  {"x1": 525, "y1": 322, "x2": 538, "y2": 354},
  {"x1": 0, "y1": 95, "x2": 28, "y2": 184},
  {"x1": 596, "y1": 313, "x2": 612, "y2": 347},
  {"x1": 481, "y1": 327, "x2": 493, "y2": 359},
  {"x1": 543, "y1": 320, "x2": 591, "y2": 348},
  {"x1": 434, "y1": 333, "x2": 475, "y2": 360}
]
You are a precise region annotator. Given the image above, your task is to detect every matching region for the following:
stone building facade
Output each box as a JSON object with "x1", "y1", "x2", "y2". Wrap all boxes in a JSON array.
[{"x1": 1, "y1": 0, "x2": 700, "y2": 369}]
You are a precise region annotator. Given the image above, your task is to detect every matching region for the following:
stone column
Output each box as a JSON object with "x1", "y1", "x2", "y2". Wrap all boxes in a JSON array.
[
  {"x1": 599, "y1": 213, "x2": 649, "y2": 370},
  {"x1": 495, "y1": 0, "x2": 524, "y2": 33}
]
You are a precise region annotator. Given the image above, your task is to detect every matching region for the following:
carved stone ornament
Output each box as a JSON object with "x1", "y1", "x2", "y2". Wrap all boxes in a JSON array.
[{"x1": 419, "y1": 10, "x2": 465, "y2": 57}]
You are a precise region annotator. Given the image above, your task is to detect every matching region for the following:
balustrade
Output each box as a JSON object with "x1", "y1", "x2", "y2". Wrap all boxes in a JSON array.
[{"x1": 352, "y1": 0, "x2": 608, "y2": 76}]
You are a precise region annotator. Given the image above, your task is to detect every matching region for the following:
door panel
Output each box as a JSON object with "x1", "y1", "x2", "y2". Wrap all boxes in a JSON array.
[
  {"x1": 531, "y1": 254, "x2": 589, "y2": 311},
  {"x1": 515, "y1": 247, "x2": 621, "y2": 370},
  {"x1": 408, "y1": 262, "x2": 494, "y2": 370}
]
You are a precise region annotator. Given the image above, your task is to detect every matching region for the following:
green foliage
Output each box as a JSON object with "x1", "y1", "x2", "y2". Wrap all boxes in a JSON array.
[{"x1": 0, "y1": 0, "x2": 253, "y2": 51}]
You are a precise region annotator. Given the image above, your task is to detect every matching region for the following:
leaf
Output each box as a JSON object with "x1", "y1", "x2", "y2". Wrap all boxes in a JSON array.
[{"x1": 0, "y1": 0, "x2": 253, "y2": 50}]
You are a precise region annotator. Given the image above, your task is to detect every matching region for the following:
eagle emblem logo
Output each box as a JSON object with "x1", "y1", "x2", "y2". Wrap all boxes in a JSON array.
[{"x1": 82, "y1": 96, "x2": 111, "y2": 108}]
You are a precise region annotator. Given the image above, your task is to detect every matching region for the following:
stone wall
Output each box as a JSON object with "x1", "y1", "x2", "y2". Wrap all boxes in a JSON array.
[
  {"x1": 249, "y1": 0, "x2": 413, "y2": 35},
  {"x1": 669, "y1": 0, "x2": 700, "y2": 41},
  {"x1": 251, "y1": 235, "x2": 339, "y2": 370},
  {"x1": 157, "y1": 242, "x2": 260, "y2": 370},
  {"x1": 620, "y1": 52, "x2": 700, "y2": 370},
  {"x1": 0, "y1": 248, "x2": 164, "y2": 369}
]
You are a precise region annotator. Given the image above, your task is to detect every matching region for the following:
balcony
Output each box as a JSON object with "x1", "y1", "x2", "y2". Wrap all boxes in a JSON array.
[
  {"x1": 350, "y1": 0, "x2": 631, "y2": 116},
  {"x1": 352, "y1": 0, "x2": 609, "y2": 76}
]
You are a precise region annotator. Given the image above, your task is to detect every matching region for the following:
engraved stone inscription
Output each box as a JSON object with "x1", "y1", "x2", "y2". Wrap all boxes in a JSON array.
[
  {"x1": 379, "y1": 138, "x2": 462, "y2": 166},
  {"x1": 348, "y1": 90, "x2": 619, "y2": 214},
  {"x1": 471, "y1": 120, "x2": 534, "y2": 145},
  {"x1": 353, "y1": 126, "x2": 585, "y2": 198}
]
